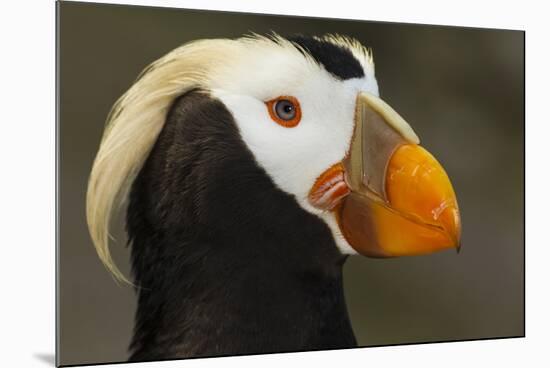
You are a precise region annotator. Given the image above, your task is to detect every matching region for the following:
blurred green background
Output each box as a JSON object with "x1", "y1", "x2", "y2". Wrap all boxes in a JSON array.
[{"x1": 57, "y1": 1, "x2": 524, "y2": 366}]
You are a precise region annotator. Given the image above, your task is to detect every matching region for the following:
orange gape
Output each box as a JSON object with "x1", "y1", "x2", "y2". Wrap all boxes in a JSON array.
[
  {"x1": 310, "y1": 163, "x2": 344, "y2": 194},
  {"x1": 308, "y1": 163, "x2": 350, "y2": 211}
]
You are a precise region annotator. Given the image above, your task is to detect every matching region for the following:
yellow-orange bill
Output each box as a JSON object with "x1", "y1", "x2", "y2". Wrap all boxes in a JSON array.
[{"x1": 337, "y1": 144, "x2": 461, "y2": 257}]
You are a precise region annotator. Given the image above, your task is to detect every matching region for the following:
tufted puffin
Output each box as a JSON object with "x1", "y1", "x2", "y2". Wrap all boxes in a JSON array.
[{"x1": 86, "y1": 34, "x2": 461, "y2": 361}]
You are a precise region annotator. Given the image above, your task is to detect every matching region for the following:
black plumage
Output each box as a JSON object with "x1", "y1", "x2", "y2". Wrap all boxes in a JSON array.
[
  {"x1": 287, "y1": 35, "x2": 365, "y2": 80},
  {"x1": 126, "y1": 90, "x2": 357, "y2": 361}
]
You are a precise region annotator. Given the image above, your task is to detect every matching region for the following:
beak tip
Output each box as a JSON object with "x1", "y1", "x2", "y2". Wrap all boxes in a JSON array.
[{"x1": 440, "y1": 206, "x2": 461, "y2": 254}]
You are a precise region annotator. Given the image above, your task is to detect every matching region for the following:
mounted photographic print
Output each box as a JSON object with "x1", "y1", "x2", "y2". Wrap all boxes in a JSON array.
[{"x1": 56, "y1": 1, "x2": 525, "y2": 366}]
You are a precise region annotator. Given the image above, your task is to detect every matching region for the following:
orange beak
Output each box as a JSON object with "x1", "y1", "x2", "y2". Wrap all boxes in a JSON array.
[{"x1": 309, "y1": 92, "x2": 461, "y2": 257}]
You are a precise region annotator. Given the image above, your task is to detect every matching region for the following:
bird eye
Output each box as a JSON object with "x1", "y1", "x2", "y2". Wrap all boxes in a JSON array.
[
  {"x1": 265, "y1": 96, "x2": 301, "y2": 128},
  {"x1": 275, "y1": 100, "x2": 296, "y2": 120}
]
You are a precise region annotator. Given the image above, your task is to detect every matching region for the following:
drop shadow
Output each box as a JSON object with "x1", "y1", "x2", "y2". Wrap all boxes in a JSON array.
[{"x1": 34, "y1": 353, "x2": 55, "y2": 366}]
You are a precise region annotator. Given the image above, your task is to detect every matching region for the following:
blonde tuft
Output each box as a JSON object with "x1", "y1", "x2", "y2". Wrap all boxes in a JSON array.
[{"x1": 86, "y1": 38, "x2": 239, "y2": 283}]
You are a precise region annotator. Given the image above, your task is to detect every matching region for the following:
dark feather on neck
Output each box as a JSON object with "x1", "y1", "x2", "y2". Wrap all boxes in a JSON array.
[{"x1": 126, "y1": 90, "x2": 356, "y2": 361}]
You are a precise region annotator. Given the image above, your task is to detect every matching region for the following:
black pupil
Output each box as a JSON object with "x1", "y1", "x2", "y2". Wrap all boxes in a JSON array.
[{"x1": 275, "y1": 100, "x2": 296, "y2": 120}]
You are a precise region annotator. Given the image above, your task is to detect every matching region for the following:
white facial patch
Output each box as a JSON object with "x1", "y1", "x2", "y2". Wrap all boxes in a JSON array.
[{"x1": 208, "y1": 40, "x2": 379, "y2": 255}]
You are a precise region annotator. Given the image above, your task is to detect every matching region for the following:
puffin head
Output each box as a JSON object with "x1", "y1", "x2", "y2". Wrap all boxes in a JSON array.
[{"x1": 87, "y1": 34, "x2": 461, "y2": 282}]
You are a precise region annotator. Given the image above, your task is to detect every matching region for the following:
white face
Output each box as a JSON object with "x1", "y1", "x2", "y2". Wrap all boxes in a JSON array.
[{"x1": 208, "y1": 40, "x2": 379, "y2": 254}]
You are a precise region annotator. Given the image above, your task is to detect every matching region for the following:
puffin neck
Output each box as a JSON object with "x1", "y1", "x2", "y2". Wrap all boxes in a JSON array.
[
  {"x1": 124, "y1": 90, "x2": 356, "y2": 360},
  {"x1": 125, "y1": 222, "x2": 353, "y2": 360}
]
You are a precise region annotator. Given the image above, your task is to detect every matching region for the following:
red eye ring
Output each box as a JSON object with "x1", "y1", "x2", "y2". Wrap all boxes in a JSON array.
[{"x1": 265, "y1": 96, "x2": 302, "y2": 128}]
